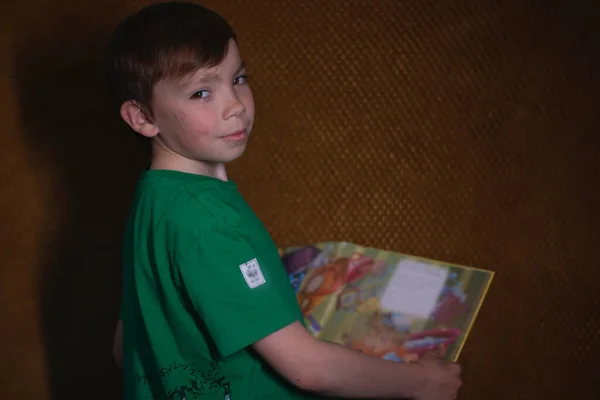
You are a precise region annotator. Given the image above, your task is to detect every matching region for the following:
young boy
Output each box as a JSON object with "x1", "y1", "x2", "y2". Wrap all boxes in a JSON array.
[{"x1": 106, "y1": 2, "x2": 462, "y2": 399}]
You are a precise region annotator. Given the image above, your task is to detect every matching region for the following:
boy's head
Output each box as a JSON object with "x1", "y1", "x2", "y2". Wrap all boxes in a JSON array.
[{"x1": 105, "y1": 1, "x2": 254, "y2": 171}]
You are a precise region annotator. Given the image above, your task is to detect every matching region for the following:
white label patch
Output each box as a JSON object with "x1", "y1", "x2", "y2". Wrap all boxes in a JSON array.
[{"x1": 240, "y1": 258, "x2": 266, "y2": 288}]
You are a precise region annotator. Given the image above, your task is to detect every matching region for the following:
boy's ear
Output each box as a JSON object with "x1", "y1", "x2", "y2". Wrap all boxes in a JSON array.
[{"x1": 120, "y1": 100, "x2": 159, "y2": 138}]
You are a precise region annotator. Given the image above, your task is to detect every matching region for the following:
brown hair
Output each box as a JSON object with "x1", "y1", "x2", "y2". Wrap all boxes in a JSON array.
[{"x1": 104, "y1": 1, "x2": 237, "y2": 117}]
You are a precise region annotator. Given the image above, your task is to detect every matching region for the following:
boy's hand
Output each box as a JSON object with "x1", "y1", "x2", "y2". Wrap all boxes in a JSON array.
[
  {"x1": 412, "y1": 347, "x2": 462, "y2": 400},
  {"x1": 113, "y1": 320, "x2": 123, "y2": 368}
]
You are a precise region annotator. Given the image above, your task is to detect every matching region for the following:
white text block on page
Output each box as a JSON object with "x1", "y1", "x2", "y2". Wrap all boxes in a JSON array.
[{"x1": 380, "y1": 259, "x2": 449, "y2": 318}]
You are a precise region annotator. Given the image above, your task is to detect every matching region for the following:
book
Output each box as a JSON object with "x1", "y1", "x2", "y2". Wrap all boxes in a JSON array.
[{"x1": 279, "y1": 242, "x2": 494, "y2": 363}]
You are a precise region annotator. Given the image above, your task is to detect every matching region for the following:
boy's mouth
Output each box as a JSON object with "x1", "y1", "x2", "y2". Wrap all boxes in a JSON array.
[{"x1": 221, "y1": 129, "x2": 248, "y2": 141}]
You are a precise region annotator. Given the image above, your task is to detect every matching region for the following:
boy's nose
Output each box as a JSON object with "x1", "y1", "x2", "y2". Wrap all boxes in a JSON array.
[{"x1": 223, "y1": 95, "x2": 246, "y2": 119}]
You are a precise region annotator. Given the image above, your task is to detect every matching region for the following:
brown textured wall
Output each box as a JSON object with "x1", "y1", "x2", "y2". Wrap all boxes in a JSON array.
[{"x1": 1, "y1": 0, "x2": 599, "y2": 399}]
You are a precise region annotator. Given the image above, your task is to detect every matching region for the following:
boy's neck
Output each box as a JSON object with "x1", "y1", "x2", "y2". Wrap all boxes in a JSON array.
[{"x1": 149, "y1": 139, "x2": 229, "y2": 182}]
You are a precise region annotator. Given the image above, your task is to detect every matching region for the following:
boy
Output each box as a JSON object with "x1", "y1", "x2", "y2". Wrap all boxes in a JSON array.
[{"x1": 106, "y1": 2, "x2": 462, "y2": 399}]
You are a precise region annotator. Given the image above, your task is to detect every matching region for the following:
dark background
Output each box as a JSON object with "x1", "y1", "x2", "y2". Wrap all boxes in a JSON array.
[{"x1": 1, "y1": 0, "x2": 598, "y2": 398}]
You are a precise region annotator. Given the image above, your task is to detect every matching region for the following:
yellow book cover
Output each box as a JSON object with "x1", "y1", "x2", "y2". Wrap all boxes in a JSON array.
[{"x1": 280, "y1": 242, "x2": 494, "y2": 363}]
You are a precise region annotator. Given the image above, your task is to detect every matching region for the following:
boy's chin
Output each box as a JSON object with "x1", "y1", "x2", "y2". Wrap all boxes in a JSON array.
[{"x1": 220, "y1": 145, "x2": 248, "y2": 163}]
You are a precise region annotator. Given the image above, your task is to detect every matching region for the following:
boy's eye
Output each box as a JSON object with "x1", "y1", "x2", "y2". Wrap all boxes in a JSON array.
[
  {"x1": 234, "y1": 75, "x2": 249, "y2": 85},
  {"x1": 191, "y1": 90, "x2": 210, "y2": 100}
]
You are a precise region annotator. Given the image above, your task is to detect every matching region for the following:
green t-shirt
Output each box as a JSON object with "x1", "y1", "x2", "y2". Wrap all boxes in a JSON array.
[{"x1": 120, "y1": 170, "x2": 316, "y2": 400}]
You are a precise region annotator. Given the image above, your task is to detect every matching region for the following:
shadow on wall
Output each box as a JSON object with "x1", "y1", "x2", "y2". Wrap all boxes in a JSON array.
[{"x1": 12, "y1": 10, "x2": 148, "y2": 400}]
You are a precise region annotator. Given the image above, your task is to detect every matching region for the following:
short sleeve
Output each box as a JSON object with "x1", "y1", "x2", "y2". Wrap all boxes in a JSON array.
[{"x1": 179, "y1": 224, "x2": 302, "y2": 358}]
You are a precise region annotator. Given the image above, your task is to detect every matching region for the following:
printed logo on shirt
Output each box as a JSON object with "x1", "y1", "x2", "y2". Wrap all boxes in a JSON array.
[
  {"x1": 240, "y1": 258, "x2": 266, "y2": 288},
  {"x1": 136, "y1": 361, "x2": 232, "y2": 399}
]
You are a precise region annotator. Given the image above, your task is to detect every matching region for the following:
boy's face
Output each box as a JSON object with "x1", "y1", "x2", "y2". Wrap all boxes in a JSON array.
[{"x1": 144, "y1": 39, "x2": 255, "y2": 173}]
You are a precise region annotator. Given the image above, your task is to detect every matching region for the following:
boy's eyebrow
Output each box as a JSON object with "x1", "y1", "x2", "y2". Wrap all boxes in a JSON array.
[
  {"x1": 235, "y1": 61, "x2": 247, "y2": 74},
  {"x1": 195, "y1": 72, "x2": 221, "y2": 84},
  {"x1": 187, "y1": 61, "x2": 247, "y2": 86}
]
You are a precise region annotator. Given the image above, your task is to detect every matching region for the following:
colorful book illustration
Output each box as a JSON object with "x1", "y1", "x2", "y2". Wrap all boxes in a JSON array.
[{"x1": 279, "y1": 242, "x2": 494, "y2": 363}]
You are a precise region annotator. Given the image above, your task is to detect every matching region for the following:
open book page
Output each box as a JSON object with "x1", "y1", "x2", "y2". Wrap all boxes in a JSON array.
[
  {"x1": 279, "y1": 242, "x2": 343, "y2": 337},
  {"x1": 280, "y1": 242, "x2": 494, "y2": 362}
]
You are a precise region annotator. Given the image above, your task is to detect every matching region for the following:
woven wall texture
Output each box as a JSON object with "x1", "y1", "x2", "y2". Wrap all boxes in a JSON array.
[{"x1": 1, "y1": 0, "x2": 598, "y2": 399}]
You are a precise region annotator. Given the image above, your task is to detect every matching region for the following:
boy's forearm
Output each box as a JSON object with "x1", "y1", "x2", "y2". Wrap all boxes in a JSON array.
[
  {"x1": 113, "y1": 320, "x2": 123, "y2": 368},
  {"x1": 310, "y1": 340, "x2": 426, "y2": 399},
  {"x1": 253, "y1": 321, "x2": 428, "y2": 398}
]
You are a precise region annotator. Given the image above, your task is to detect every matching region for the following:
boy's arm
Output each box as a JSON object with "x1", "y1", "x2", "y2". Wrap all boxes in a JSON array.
[
  {"x1": 113, "y1": 320, "x2": 123, "y2": 368},
  {"x1": 253, "y1": 321, "x2": 461, "y2": 399}
]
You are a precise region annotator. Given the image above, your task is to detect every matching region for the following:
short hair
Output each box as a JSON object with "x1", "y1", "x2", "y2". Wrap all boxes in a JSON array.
[{"x1": 105, "y1": 1, "x2": 236, "y2": 117}]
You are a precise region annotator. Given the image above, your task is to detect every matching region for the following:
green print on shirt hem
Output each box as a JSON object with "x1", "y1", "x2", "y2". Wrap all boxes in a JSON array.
[{"x1": 136, "y1": 362, "x2": 232, "y2": 400}]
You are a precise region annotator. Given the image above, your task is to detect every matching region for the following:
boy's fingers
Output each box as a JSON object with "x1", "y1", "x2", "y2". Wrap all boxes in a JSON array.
[
  {"x1": 422, "y1": 344, "x2": 446, "y2": 359},
  {"x1": 448, "y1": 362, "x2": 462, "y2": 376},
  {"x1": 435, "y1": 345, "x2": 447, "y2": 358}
]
